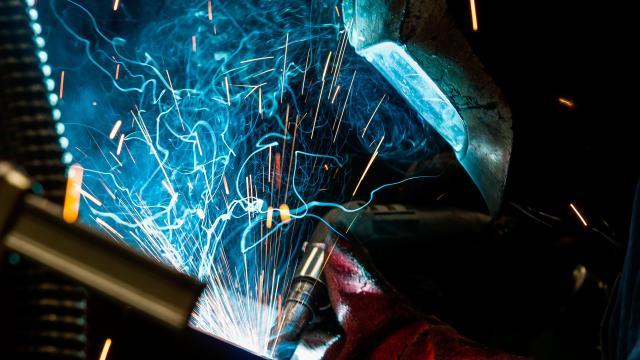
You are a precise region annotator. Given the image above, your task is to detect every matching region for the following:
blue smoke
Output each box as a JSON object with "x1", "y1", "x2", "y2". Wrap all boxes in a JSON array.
[{"x1": 36, "y1": 0, "x2": 442, "y2": 354}]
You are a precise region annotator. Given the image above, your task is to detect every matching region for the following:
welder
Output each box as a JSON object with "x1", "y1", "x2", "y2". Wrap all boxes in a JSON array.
[{"x1": 270, "y1": 0, "x2": 620, "y2": 359}]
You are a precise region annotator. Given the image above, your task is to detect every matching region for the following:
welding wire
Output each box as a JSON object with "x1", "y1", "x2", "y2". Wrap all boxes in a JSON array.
[
  {"x1": 115, "y1": 63, "x2": 120, "y2": 80},
  {"x1": 208, "y1": 0, "x2": 213, "y2": 21},
  {"x1": 112, "y1": 0, "x2": 119, "y2": 11}
]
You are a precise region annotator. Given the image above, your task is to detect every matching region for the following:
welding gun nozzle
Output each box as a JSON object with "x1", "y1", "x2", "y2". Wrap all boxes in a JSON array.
[{"x1": 269, "y1": 241, "x2": 328, "y2": 359}]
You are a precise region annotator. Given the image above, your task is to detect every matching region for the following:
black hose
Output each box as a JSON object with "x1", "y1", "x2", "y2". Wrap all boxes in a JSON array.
[{"x1": 1, "y1": 0, "x2": 88, "y2": 358}]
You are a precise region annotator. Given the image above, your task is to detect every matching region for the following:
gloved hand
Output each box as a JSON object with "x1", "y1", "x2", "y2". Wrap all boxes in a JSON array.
[{"x1": 295, "y1": 235, "x2": 529, "y2": 360}]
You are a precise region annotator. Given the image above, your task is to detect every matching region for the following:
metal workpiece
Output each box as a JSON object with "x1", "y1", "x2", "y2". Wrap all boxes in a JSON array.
[
  {"x1": 0, "y1": 162, "x2": 205, "y2": 330},
  {"x1": 343, "y1": 0, "x2": 513, "y2": 216}
]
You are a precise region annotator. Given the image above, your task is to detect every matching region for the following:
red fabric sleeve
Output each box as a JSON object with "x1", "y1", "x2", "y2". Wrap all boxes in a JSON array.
[{"x1": 320, "y1": 238, "x2": 529, "y2": 360}]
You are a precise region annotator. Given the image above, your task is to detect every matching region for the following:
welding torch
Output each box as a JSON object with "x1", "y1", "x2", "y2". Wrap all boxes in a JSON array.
[{"x1": 268, "y1": 202, "x2": 490, "y2": 359}]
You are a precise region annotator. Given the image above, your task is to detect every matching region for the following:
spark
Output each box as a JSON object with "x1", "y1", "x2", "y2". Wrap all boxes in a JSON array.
[
  {"x1": 559, "y1": 97, "x2": 575, "y2": 108},
  {"x1": 79, "y1": 187, "x2": 102, "y2": 206},
  {"x1": 335, "y1": 5, "x2": 341, "y2": 17},
  {"x1": 311, "y1": 51, "x2": 332, "y2": 139},
  {"x1": 59, "y1": 70, "x2": 65, "y2": 99},
  {"x1": 95, "y1": 218, "x2": 123, "y2": 239},
  {"x1": 470, "y1": 0, "x2": 479, "y2": 31},
  {"x1": 570, "y1": 203, "x2": 588, "y2": 227},
  {"x1": 243, "y1": 82, "x2": 265, "y2": 99},
  {"x1": 112, "y1": 0, "x2": 120, "y2": 12},
  {"x1": 266, "y1": 206, "x2": 274, "y2": 228},
  {"x1": 109, "y1": 151, "x2": 123, "y2": 167},
  {"x1": 301, "y1": 47, "x2": 310, "y2": 96},
  {"x1": 362, "y1": 94, "x2": 386, "y2": 137},
  {"x1": 109, "y1": 120, "x2": 122, "y2": 140},
  {"x1": 63, "y1": 164, "x2": 83, "y2": 223},
  {"x1": 225, "y1": 76, "x2": 231, "y2": 106},
  {"x1": 240, "y1": 56, "x2": 274, "y2": 64},
  {"x1": 333, "y1": 70, "x2": 356, "y2": 143},
  {"x1": 331, "y1": 85, "x2": 341, "y2": 104},
  {"x1": 222, "y1": 174, "x2": 230, "y2": 194},
  {"x1": 166, "y1": 70, "x2": 185, "y2": 130},
  {"x1": 281, "y1": 33, "x2": 289, "y2": 104},
  {"x1": 50, "y1": 1, "x2": 426, "y2": 355},
  {"x1": 195, "y1": 132, "x2": 203, "y2": 156},
  {"x1": 116, "y1": 133, "x2": 124, "y2": 155},
  {"x1": 99, "y1": 338, "x2": 112, "y2": 360},
  {"x1": 352, "y1": 136, "x2": 384, "y2": 196}
]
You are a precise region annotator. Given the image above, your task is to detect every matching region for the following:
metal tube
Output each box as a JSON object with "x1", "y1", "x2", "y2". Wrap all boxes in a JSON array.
[{"x1": 1, "y1": 162, "x2": 204, "y2": 329}]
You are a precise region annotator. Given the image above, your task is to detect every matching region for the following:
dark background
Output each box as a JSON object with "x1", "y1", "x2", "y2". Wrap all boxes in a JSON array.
[{"x1": 2, "y1": 0, "x2": 638, "y2": 359}]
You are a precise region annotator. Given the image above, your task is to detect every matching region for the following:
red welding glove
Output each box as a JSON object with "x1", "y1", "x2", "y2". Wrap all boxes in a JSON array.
[{"x1": 312, "y1": 237, "x2": 529, "y2": 360}]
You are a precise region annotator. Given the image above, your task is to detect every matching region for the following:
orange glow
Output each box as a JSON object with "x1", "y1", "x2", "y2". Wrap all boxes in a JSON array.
[
  {"x1": 222, "y1": 174, "x2": 230, "y2": 195},
  {"x1": 63, "y1": 164, "x2": 84, "y2": 223},
  {"x1": 99, "y1": 338, "x2": 112, "y2": 360},
  {"x1": 279, "y1": 204, "x2": 291, "y2": 224},
  {"x1": 112, "y1": 0, "x2": 120, "y2": 11},
  {"x1": 570, "y1": 203, "x2": 588, "y2": 227},
  {"x1": 470, "y1": 0, "x2": 478, "y2": 31},
  {"x1": 559, "y1": 97, "x2": 575, "y2": 108},
  {"x1": 207, "y1": 0, "x2": 213, "y2": 21},
  {"x1": 266, "y1": 206, "x2": 274, "y2": 229},
  {"x1": 59, "y1": 71, "x2": 65, "y2": 99},
  {"x1": 115, "y1": 63, "x2": 120, "y2": 80}
]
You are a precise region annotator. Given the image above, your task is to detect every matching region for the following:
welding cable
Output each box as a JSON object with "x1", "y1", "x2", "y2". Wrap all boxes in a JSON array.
[{"x1": 0, "y1": 0, "x2": 87, "y2": 358}]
